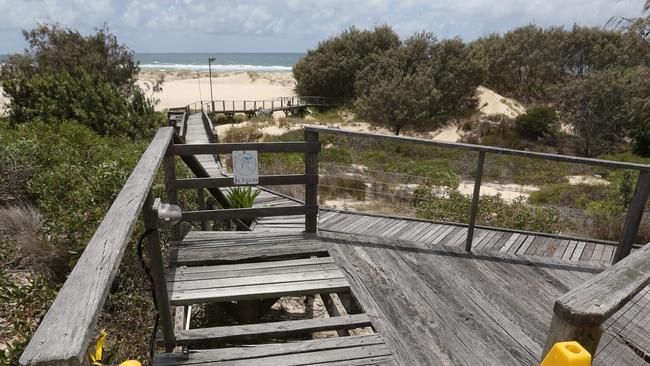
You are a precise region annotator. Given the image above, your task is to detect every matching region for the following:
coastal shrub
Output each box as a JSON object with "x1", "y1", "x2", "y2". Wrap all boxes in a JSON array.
[
  {"x1": 1, "y1": 24, "x2": 161, "y2": 138},
  {"x1": 415, "y1": 190, "x2": 563, "y2": 233},
  {"x1": 515, "y1": 106, "x2": 557, "y2": 139},
  {"x1": 212, "y1": 113, "x2": 246, "y2": 125},
  {"x1": 320, "y1": 146, "x2": 353, "y2": 165},
  {"x1": 293, "y1": 25, "x2": 400, "y2": 99},
  {"x1": 0, "y1": 269, "x2": 57, "y2": 365},
  {"x1": 557, "y1": 67, "x2": 650, "y2": 157},
  {"x1": 469, "y1": 24, "x2": 649, "y2": 102},
  {"x1": 355, "y1": 34, "x2": 482, "y2": 134},
  {"x1": 221, "y1": 125, "x2": 263, "y2": 142},
  {"x1": 528, "y1": 183, "x2": 612, "y2": 209},
  {"x1": 630, "y1": 99, "x2": 650, "y2": 157}
]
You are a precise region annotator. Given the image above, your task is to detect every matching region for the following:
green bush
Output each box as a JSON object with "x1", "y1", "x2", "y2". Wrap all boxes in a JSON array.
[
  {"x1": 354, "y1": 34, "x2": 482, "y2": 134},
  {"x1": 1, "y1": 24, "x2": 160, "y2": 138},
  {"x1": 557, "y1": 67, "x2": 650, "y2": 157},
  {"x1": 416, "y1": 190, "x2": 563, "y2": 233},
  {"x1": 212, "y1": 113, "x2": 247, "y2": 125},
  {"x1": 515, "y1": 106, "x2": 557, "y2": 139},
  {"x1": 528, "y1": 183, "x2": 611, "y2": 208},
  {"x1": 632, "y1": 121, "x2": 650, "y2": 157},
  {"x1": 320, "y1": 146, "x2": 353, "y2": 165},
  {"x1": 293, "y1": 25, "x2": 400, "y2": 99}
]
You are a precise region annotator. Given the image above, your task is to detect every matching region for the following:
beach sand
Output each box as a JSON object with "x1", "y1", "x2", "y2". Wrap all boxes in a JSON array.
[{"x1": 138, "y1": 70, "x2": 296, "y2": 111}]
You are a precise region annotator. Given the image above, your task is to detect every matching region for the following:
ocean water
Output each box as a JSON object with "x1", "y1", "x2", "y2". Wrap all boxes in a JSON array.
[{"x1": 136, "y1": 53, "x2": 303, "y2": 72}]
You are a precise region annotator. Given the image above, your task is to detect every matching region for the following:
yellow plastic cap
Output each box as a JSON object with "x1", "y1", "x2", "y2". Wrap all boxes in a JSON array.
[
  {"x1": 540, "y1": 341, "x2": 591, "y2": 366},
  {"x1": 118, "y1": 361, "x2": 142, "y2": 366}
]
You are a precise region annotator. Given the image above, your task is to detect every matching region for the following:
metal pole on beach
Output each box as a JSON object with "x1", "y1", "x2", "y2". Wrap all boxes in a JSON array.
[
  {"x1": 197, "y1": 72, "x2": 203, "y2": 112},
  {"x1": 208, "y1": 57, "x2": 216, "y2": 111}
]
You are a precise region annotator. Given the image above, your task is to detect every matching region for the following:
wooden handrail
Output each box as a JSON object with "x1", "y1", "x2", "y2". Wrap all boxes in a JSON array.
[
  {"x1": 303, "y1": 126, "x2": 650, "y2": 172},
  {"x1": 173, "y1": 174, "x2": 318, "y2": 189},
  {"x1": 19, "y1": 127, "x2": 174, "y2": 366},
  {"x1": 172, "y1": 142, "x2": 321, "y2": 155},
  {"x1": 541, "y1": 242, "x2": 650, "y2": 359},
  {"x1": 181, "y1": 205, "x2": 318, "y2": 221},
  {"x1": 304, "y1": 126, "x2": 650, "y2": 258}
]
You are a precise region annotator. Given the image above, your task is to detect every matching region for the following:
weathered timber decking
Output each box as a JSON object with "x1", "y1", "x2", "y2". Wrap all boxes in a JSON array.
[
  {"x1": 156, "y1": 230, "x2": 397, "y2": 365},
  {"x1": 320, "y1": 231, "x2": 649, "y2": 365},
  {"x1": 184, "y1": 112, "x2": 224, "y2": 176},
  {"x1": 157, "y1": 229, "x2": 648, "y2": 365}
]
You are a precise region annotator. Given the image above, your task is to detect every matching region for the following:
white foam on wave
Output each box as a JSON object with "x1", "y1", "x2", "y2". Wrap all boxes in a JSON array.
[{"x1": 140, "y1": 63, "x2": 292, "y2": 72}]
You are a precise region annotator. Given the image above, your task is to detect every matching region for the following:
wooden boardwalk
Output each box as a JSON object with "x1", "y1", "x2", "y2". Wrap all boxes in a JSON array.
[
  {"x1": 156, "y1": 231, "x2": 397, "y2": 365},
  {"x1": 20, "y1": 119, "x2": 650, "y2": 366},
  {"x1": 184, "y1": 113, "x2": 224, "y2": 176},
  {"x1": 155, "y1": 228, "x2": 648, "y2": 365},
  {"x1": 320, "y1": 231, "x2": 648, "y2": 365},
  {"x1": 159, "y1": 113, "x2": 650, "y2": 365}
]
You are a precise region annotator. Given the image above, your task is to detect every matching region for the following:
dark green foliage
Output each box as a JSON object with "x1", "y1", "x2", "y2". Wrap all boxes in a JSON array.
[
  {"x1": 0, "y1": 120, "x2": 146, "y2": 277},
  {"x1": 1, "y1": 23, "x2": 160, "y2": 138},
  {"x1": 630, "y1": 99, "x2": 650, "y2": 157},
  {"x1": 355, "y1": 34, "x2": 481, "y2": 134},
  {"x1": 557, "y1": 67, "x2": 650, "y2": 156},
  {"x1": 469, "y1": 24, "x2": 649, "y2": 102},
  {"x1": 469, "y1": 25, "x2": 565, "y2": 102},
  {"x1": 515, "y1": 106, "x2": 557, "y2": 139},
  {"x1": 0, "y1": 118, "x2": 155, "y2": 363},
  {"x1": 293, "y1": 25, "x2": 400, "y2": 99}
]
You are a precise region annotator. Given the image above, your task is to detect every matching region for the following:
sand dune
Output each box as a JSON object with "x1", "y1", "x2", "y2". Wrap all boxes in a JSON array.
[{"x1": 476, "y1": 85, "x2": 525, "y2": 118}]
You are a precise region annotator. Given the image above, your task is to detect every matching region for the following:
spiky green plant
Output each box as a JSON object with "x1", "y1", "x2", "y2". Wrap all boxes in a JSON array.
[
  {"x1": 226, "y1": 187, "x2": 261, "y2": 227},
  {"x1": 226, "y1": 186, "x2": 261, "y2": 208}
]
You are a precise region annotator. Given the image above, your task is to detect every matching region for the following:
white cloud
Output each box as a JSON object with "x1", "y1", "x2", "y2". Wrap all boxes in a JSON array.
[{"x1": 0, "y1": 0, "x2": 645, "y2": 52}]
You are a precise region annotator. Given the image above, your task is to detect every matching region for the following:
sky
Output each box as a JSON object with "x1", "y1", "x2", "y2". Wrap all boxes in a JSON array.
[{"x1": 0, "y1": 0, "x2": 646, "y2": 54}]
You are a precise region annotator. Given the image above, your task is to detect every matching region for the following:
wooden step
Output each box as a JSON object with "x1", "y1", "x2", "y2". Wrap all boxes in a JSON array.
[
  {"x1": 172, "y1": 314, "x2": 372, "y2": 345},
  {"x1": 167, "y1": 257, "x2": 351, "y2": 306},
  {"x1": 153, "y1": 334, "x2": 396, "y2": 366},
  {"x1": 170, "y1": 231, "x2": 329, "y2": 266}
]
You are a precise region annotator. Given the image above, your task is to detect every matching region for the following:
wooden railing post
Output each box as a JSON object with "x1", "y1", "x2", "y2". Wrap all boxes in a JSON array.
[
  {"x1": 541, "y1": 314, "x2": 603, "y2": 359},
  {"x1": 613, "y1": 171, "x2": 650, "y2": 263},
  {"x1": 465, "y1": 151, "x2": 486, "y2": 252},
  {"x1": 143, "y1": 193, "x2": 176, "y2": 352},
  {"x1": 304, "y1": 130, "x2": 319, "y2": 233},
  {"x1": 165, "y1": 144, "x2": 181, "y2": 241}
]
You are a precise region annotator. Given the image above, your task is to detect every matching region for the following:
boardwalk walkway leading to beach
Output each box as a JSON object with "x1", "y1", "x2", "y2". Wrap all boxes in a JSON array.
[
  {"x1": 20, "y1": 115, "x2": 650, "y2": 366},
  {"x1": 165, "y1": 113, "x2": 650, "y2": 365}
]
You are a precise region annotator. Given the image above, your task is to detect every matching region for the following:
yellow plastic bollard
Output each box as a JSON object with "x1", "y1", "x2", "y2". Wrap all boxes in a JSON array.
[
  {"x1": 540, "y1": 341, "x2": 591, "y2": 366},
  {"x1": 88, "y1": 330, "x2": 107, "y2": 366},
  {"x1": 119, "y1": 361, "x2": 142, "y2": 366}
]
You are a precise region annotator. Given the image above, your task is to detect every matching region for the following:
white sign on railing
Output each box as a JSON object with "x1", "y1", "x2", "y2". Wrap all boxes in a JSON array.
[{"x1": 233, "y1": 150, "x2": 259, "y2": 185}]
